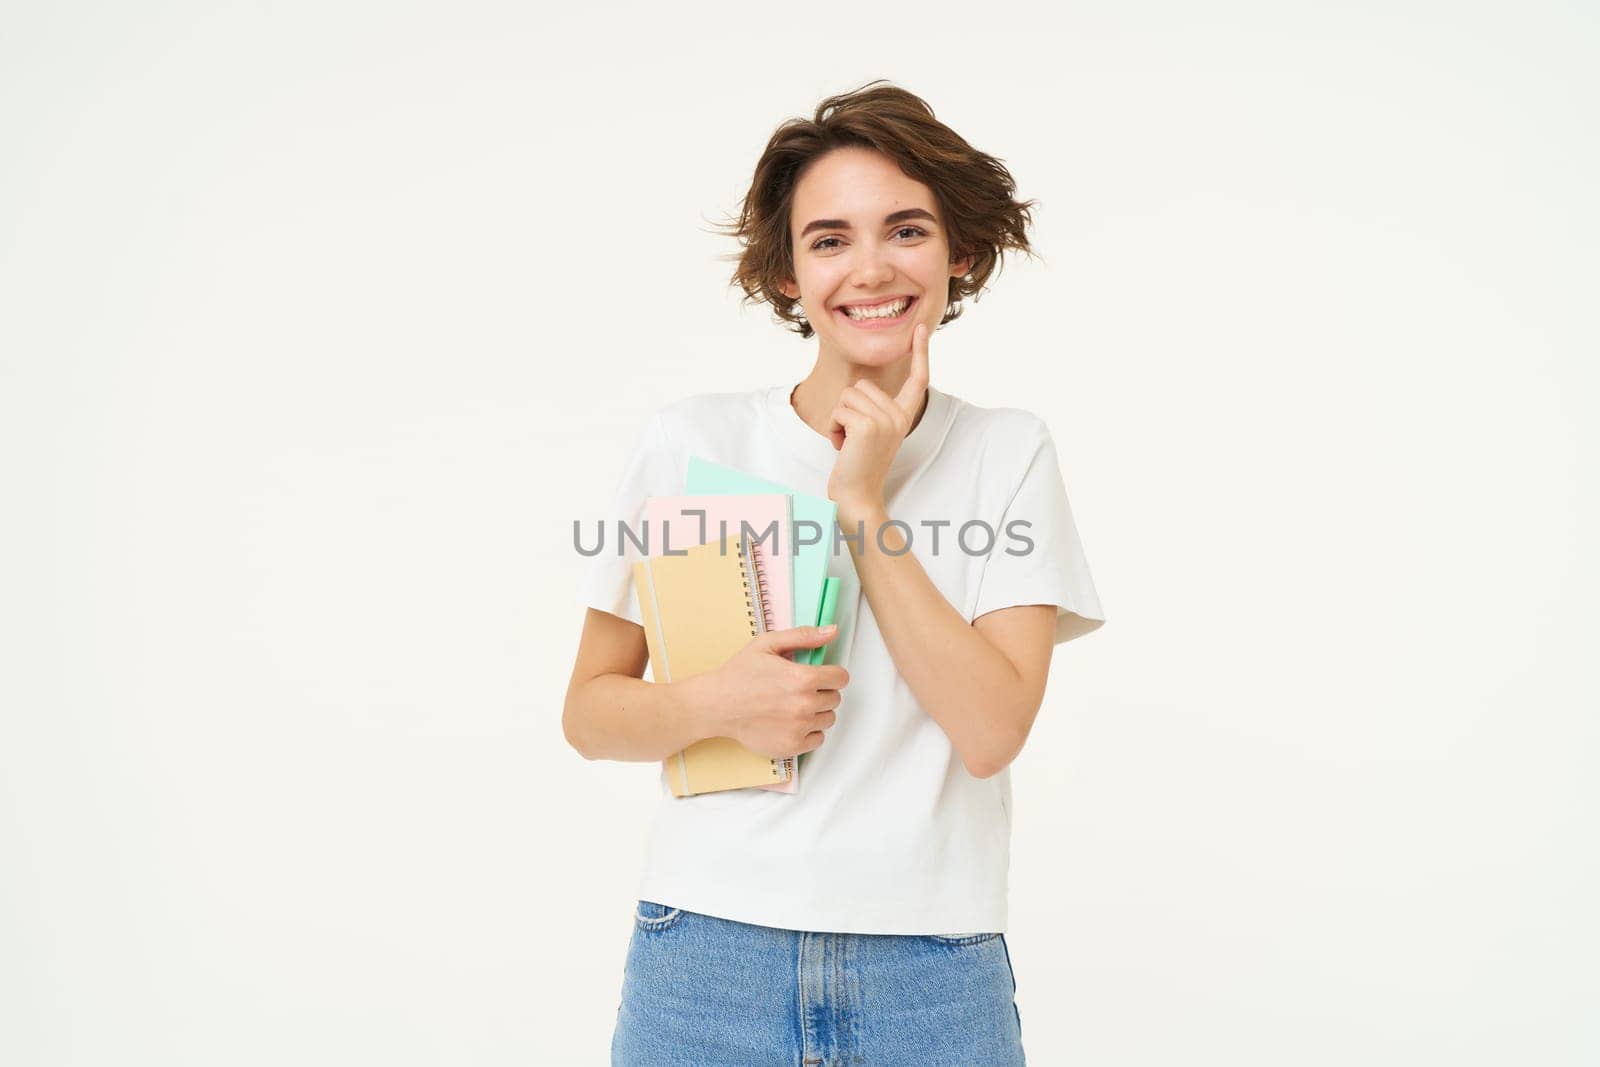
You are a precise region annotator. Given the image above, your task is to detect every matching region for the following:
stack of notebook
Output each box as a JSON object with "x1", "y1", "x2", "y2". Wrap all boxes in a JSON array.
[{"x1": 630, "y1": 457, "x2": 842, "y2": 798}]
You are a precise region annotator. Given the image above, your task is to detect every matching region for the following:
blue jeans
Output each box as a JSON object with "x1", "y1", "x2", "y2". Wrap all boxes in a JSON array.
[{"x1": 612, "y1": 901, "x2": 1026, "y2": 1066}]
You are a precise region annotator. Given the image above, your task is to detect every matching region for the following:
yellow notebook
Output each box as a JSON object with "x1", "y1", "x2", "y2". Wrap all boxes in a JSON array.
[{"x1": 632, "y1": 535, "x2": 787, "y2": 797}]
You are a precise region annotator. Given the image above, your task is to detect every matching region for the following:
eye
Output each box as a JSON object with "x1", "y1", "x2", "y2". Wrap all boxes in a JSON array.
[{"x1": 810, "y1": 226, "x2": 929, "y2": 252}]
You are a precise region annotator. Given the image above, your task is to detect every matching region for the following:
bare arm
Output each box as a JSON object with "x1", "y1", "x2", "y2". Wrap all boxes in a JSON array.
[
  {"x1": 562, "y1": 608, "x2": 715, "y2": 762},
  {"x1": 818, "y1": 328, "x2": 1058, "y2": 779},
  {"x1": 837, "y1": 500, "x2": 1057, "y2": 779}
]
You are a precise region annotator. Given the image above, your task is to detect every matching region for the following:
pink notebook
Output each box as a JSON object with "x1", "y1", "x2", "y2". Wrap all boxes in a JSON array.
[{"x1": 644, "y1": 493, "x2": 798, "y2": 793}]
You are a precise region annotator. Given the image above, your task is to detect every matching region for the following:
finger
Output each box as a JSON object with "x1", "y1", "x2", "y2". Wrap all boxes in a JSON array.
[
  {"x1": 760, "y1": 624, "x2": 838, "y2": 653},
  {"x1": 807, "y1": 686, "x2": 841, "y2": 707},
  {"x1": 837, "y1": 387, "x2": 893, "y2": 430},
  {"x1": 829, "y1": 406, "x2": 870, "y2": 450},
  {"x1": 831, "y1": 404, "x2": 874, "y2": 431},
  {"x1": 894, "y1": 322, "x2": 931, "y2": 411},
  {"x1": 806, "y1": 665, "x2": 849, "y2": 690},
  {"x1": 832, "y1": 403, "x2": 857, "y2": 447},
  {"x1": 851, "y1": 378, "x2": 907, "y2": 432},
  {"x1": 812, "y1": 709, "x2": 837, "y2": 730},
  {"x1": 827, "y1": 399, "x2": 862, "y2": 437}
]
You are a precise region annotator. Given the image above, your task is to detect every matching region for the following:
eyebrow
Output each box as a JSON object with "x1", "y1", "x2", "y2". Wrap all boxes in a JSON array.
[{"x1": 799, "y1": 207, "x2": 938, "y2": 239}]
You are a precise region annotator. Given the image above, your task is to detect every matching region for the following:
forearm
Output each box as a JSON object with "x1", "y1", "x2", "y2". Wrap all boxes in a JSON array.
[
  {"x1": 563, "y1": 672, "x2": 713, "y2": 763},
  {"x1": 838, "y1": 501, "x2": 1032, "y2": 777}
]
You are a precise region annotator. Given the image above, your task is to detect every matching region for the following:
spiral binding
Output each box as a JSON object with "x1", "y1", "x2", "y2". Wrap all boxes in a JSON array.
[
  {"x1": 735, "y1": 535, "x2": 790, "y2": 782},
  {"x1": 735, "y1": 537, "x2": 760, "y2": 637},
  {"x1": 746, "y1": 538, "x2": 774, "y2": 635}
]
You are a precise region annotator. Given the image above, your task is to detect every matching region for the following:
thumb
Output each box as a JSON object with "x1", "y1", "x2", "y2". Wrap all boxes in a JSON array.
[{"x1": 759, "y1": 624, "x2": 838, "y2": 653}]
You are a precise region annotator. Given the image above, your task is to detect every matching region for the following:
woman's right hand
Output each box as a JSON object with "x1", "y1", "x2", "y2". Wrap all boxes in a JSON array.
[{"x1": 688, "y1": 625, "x2": 849, "y2": 759}]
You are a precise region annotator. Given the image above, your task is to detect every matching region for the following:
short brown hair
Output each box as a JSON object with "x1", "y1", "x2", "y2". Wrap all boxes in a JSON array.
[{"x1": 716, "y1": 80, "x2": 1039, "y2": 339}]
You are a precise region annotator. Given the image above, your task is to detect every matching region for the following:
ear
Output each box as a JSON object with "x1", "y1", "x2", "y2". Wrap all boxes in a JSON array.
[
  {"x1": 779, "y1": 278, "x2": 800, "y2": 300},
  {"x1": 949, "y1": 252, "x2": 974, "y2": 279}
]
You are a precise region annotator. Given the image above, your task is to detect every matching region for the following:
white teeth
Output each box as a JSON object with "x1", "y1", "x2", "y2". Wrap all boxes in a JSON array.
[{"x1": 843, "y1": 297, "x2": 909, "y2": 320}]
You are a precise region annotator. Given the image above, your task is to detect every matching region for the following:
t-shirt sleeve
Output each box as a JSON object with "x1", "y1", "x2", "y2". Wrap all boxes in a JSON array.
[
  {"x1": 971, "y1": 420, "x2": 1105, "y2": 645},
  {"x1": 575, "y1": 411, "x2": 682, "y2": 627}
]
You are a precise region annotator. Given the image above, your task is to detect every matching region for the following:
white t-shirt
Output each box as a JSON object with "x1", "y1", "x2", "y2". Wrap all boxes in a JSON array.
[{"x1": 576, "y1": 382, "x2": 1104, "y2": 934}]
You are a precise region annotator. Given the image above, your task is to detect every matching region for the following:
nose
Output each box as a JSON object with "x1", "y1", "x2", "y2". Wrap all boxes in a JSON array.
[{"x1": 849, "y1": 243, "x2": 895, "y2": 288}]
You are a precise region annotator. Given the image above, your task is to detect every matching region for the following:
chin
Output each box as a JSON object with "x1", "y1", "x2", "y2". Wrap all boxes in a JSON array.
[{"x1": 831, "y1": 330, "x2": 925, "y2": 366}]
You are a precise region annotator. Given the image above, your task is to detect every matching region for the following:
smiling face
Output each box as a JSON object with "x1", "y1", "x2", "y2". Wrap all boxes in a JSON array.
[{"x1": 780, "y1": 147, "x2": 973, "y2": 370}]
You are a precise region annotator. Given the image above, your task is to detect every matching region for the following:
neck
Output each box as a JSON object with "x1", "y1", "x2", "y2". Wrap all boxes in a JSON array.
[{"x1": 789, "y1": 345, "x2": 929, "y2": 440}]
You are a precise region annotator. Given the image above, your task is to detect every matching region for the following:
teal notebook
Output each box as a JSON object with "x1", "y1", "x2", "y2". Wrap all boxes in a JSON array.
[{"x1": 684, "y1": 456, "x2": 838, "y2": 654}]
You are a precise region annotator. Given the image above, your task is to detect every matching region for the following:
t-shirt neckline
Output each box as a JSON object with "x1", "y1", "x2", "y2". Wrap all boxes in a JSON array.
[{"x1": 762, "y1": 380, "x2": 955, "y2": 476}]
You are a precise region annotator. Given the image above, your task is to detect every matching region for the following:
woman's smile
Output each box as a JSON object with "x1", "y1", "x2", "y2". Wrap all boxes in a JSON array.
[{"x1": 836, "y1": 294, "x2": 918, "y2": 330}]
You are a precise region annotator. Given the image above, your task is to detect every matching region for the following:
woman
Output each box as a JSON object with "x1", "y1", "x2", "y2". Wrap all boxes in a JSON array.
[{"x1": 565, "y1": 80, "x2": 1104, "y2": 1066}]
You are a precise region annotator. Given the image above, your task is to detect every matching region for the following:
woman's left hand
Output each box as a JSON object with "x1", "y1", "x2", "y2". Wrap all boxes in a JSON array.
[{"x1": 827, "y1": 322, "x2": 931, "y2": 516}]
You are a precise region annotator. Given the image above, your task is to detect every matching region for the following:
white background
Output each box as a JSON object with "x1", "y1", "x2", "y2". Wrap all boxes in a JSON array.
[{"x1": 2, "y1": 1, "x2": 1594, "y2": 1064}]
